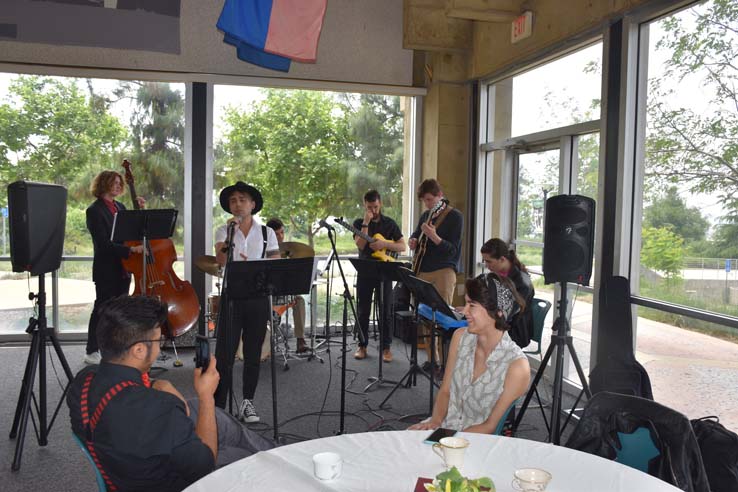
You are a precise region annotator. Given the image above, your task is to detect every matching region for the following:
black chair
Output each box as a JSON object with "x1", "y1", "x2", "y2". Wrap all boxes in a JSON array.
[{"x1": 566, "y1": 392, "x2": 710, "y2": 492}]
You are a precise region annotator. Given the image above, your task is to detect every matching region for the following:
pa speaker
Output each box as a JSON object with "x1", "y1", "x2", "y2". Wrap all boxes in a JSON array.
[
  {"x1": 542, "y1": 194, "x2": 595, "y2": 286},
  {"x1": 8, "y1": 181, "x2": 67, "y2": 276}
]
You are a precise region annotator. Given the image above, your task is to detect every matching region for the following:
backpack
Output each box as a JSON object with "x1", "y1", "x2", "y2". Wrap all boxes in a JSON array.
[{"x1": 690, "y1": 416, "x2": 738, "y2": 492}]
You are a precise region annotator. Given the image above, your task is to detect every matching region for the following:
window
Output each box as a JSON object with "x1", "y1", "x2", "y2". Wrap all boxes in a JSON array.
[
  {"x1": 212, "y1": 86, "x2": 412, "y2": 325},
  {"x1": 0, "y1": 73, "x2": 186, "y2": 336},
  {"x1": 480, "y1": 42, "x2": 602, "y2": 382},
  {"x1": 631, "y1": 0, "x2": 738, "y2": 430}
]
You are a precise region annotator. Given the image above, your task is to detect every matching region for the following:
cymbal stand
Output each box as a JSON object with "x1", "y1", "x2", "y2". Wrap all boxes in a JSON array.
[{"x1": 306, "y1": 285, "x2": 325, "y2": 363}]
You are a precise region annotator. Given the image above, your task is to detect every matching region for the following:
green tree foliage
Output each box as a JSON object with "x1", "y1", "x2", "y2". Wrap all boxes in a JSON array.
[
  {"x1": 645, "y1": 0, "x2": 738, "y2": 214},
  {"x1": 0, "y1": 76, "x2": 127, "y2": 203},
  {"x1": 711, "y1": 213, "x2": 738, "y2": 259},
  {"x1": 343, "y1": 94, "x2": 404, "y2": 218},
  {"x1": 641, "y1": 226, "x2": 684, "y2": 279},
  {"x1": 113, "y1": 82, "x2": 185, "y2": 214},
  {"x1": 643, "y1": 187, "x2": 709, "y2": 245},
  {"x1": 217, "y1": 89, "x2": 353, "y2": 246},
  {"x1": 216, "y1": 89, "x2": 405, "y2": 248}
]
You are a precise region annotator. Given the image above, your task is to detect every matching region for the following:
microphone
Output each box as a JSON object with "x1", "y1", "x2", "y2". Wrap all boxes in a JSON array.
[{"x1": 318, "y1": 217, "x2": 334, "y2": 231}]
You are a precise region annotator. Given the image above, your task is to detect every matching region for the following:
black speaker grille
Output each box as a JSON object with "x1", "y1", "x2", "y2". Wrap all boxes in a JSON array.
[{"x1": 542, "y1": 194, "x2": 596, "y2": 286}]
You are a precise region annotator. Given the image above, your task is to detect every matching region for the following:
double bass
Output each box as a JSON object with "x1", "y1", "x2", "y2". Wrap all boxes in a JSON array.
[{"x1": 120, "y1": 160, "x2": 200, "y2": 337}]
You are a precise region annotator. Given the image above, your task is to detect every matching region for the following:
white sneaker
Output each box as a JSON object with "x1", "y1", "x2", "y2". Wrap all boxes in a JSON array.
[
  {"x1": 83, "y1": 351, "x2": 101, "y2": 365},
  {"x1": 239, "y1": 399, "x2": 260, "y2": 423}
]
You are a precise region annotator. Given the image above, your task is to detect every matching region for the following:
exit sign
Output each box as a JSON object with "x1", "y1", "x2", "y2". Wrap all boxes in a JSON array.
[{"x1": 511, "y1": 11, "x2": 533, "y2": 44}]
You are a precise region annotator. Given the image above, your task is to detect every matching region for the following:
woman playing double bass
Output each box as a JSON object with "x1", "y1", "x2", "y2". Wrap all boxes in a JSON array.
[{"x1": 84, "y1": 170, "x2": 145, "y2": 365}]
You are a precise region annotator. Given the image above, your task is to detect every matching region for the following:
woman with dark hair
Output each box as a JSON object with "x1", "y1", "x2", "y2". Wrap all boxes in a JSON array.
[
  {"x1": 409, "y1": 273, "x2": 530, "y2": 433},
  {"x1": 481, "y1": 238, "x2": 535, "y2": 348}
]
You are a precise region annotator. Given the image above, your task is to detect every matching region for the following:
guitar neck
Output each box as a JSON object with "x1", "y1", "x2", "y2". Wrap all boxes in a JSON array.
[{"x1": 335, "y1": 218, "x2": 374, "y2": 242}]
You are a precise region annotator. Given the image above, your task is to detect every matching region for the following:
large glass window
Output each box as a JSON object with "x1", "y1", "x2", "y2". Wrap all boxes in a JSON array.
[
  {"x1": 634, "y1": 0, "x2": 738, "y2": 430},
  {"x1": 212, "y1": 86, "x2": 410, "y2": 325},
  {"x1": 0, "y1": 73, "x2": 186, "y2": 335},
  {"x1": 511, "y1": 44, "x2": 603, "y2": 136},
  {"x1": 481, "y1": 42, "x2": 602, "y2": 383}
]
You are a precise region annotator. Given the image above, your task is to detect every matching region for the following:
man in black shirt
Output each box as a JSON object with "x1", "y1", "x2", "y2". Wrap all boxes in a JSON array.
[
  {"x1": 352, "y1": 190, "x2": 406, "y2": 362},
  {"x1": 67, "y1": 296, "x2": 271, "y2": 491}
]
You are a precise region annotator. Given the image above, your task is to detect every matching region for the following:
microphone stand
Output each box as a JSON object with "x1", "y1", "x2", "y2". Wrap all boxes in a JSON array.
[
  {"x1": 322, "y1": 220, "x2": 363, "y2": 435},
  {"x1": 217, "y1": 220, "x2": 237, "y2": 414}
]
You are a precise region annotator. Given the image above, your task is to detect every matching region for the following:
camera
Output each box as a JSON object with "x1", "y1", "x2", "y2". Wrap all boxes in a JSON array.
[{"x1": 194, "y1": 335, "x2": 210, "y2": 370}]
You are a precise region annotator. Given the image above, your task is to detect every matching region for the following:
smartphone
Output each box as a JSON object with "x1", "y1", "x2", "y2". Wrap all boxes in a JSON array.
[
  {"x1": 424, "y1": 427, "x2": 457, "y2": 444},
  {"x1": 194, "y1": 335, "x2": 210, "y2": 371}
]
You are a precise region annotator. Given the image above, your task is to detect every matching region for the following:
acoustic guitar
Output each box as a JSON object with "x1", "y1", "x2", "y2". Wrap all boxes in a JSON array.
[
  {"x1": 411, "y1": 198, "x2": 448, "y2": 274},
  {"x1": 334, "y1": 217, "x2": 398, "y2": 262}
]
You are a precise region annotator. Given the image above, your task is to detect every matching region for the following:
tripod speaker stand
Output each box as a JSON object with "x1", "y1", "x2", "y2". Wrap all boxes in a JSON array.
[
  {"x1": 512, "y1": 282, "x2": 592, "y2": 444},
  {"x1": 9, "y1": 274, "x2": 74, "y2": 470}
]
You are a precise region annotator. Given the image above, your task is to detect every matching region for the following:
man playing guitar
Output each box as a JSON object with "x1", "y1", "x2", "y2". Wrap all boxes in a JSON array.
[
  {"x1": 408, "y1": 179, "x2": 463, "y2": 304},
  {"x1": 408, "y1": 179, "x2": 463, "y2": 365},
  {"x1": 352, "y1": 190, "x2": 406, "y2": 362}
]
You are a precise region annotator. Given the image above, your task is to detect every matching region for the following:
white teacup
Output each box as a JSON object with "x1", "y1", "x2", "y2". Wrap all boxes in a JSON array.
[
  {"x1": 511, "y1": 468, "x2": 552, "y2": 491},
  {"x1": 312, "y1": 452, "x2": 342, "y2": 480},
  {"x1": 432, "y1": 436, "x2": 470, "y2": 470}
]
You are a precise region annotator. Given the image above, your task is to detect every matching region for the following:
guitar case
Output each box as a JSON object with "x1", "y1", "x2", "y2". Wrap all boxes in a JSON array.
[{"x1": 589, "y1": 276, "x2": 653, "y2": 399}]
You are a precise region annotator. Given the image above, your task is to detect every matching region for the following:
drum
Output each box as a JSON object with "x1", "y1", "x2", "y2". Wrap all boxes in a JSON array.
[
  {"x1": 207, "y1": 293, "x2": 221, "y2": 321},
  {"x1": 273, "y1": 295, "x2": 296, "y2": 306}
]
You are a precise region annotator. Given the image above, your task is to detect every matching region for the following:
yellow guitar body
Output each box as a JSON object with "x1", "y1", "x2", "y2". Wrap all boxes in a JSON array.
[{"x1": 369, "y1": 233, "x2": 398, "y2": 262}]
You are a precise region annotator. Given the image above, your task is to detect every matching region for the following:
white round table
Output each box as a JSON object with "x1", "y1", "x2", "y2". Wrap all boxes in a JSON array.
[{"x1": 184, "y1": 430, "x2": 681, "y2": 491}]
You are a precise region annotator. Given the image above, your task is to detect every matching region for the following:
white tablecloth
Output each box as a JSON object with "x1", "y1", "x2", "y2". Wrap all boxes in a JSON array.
[{"x1": 184, "y1": 430, "x2": 681, "y2": 491}]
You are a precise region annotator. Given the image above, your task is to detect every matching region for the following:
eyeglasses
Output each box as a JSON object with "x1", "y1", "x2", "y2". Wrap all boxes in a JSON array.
[{"x1": 126, "y1": 337, "x2": 166, "y2": 349}]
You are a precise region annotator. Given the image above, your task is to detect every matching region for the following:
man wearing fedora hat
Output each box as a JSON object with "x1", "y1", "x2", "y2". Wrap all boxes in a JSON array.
[{"x1": 214, "y1": 181, "x2": 280, "y2": 423}]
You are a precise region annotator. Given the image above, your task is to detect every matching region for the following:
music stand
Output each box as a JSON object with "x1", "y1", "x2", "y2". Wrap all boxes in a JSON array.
[
  {"x1": 348, "y1": 258, "x2": 401, "y2": 392},
  {"x1": 225, "y1": 257, "x2": 315, "y2": 442},
  {"x1": 111, "y1": 209, "x2": 177, "y2": 297},
  {"x1": 380, "y1": 267, "x2": 447, "y2": 412}
]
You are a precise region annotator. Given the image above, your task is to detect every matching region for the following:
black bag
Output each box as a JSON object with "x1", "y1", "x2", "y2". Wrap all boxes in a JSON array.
[
  {"x1": 393, "y1": 281, "x2": 411, "y2": 311},
  {"x1": 691, "y1": 416, "x2": 738, "y2": 492}
]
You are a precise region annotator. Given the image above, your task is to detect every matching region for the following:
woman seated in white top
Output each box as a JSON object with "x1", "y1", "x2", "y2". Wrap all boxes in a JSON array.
[{"x1": 409, "y1": 273, "x2": 531, "y2": 433}]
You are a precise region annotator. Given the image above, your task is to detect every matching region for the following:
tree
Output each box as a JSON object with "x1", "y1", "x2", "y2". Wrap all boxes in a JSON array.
[
  {"x1": 343, "y1": 94, "x2": 405, "y2": 218},
  {"x1": 641, "y1": 226, "x2": 684, "y2": 280},
  {"x1": 216, "y1": 89, "x2": 353, "y2": 247},
  {"x1": 114, "y1": 82, "x2": 185, "y2": 208},
  {"x1": 643, "y1": 187, "x2": 709, "y2": 245},
  {"x1": 645, "y1": 0, "x2": 738, "y2": 215},
  {"x1": 0, "y1": 76, "x2": 127, "y2": 200}
]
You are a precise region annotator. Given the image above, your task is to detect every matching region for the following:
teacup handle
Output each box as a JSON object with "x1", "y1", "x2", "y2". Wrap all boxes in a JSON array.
[{"x1": 432, "y1": 443, "x2": 448, "y2": 467}]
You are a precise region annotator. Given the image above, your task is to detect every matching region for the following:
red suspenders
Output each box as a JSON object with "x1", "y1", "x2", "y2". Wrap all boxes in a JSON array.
[{"x1": 80, "y1": 372, "x2": 140, "y2": 492}]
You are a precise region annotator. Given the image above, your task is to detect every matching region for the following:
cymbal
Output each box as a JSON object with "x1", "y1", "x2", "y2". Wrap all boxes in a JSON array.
[
  {"x1": 279, "y1": 241, "x2": 315, "y2": 259},
  {"x1": 194, "y1": 255, "x2": 221, "y2": 276}
]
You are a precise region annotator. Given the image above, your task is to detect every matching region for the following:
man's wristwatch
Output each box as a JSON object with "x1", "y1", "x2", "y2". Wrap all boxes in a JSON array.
[{"x1": 361, "y1": 224, "x2": 369, "y2": 228}]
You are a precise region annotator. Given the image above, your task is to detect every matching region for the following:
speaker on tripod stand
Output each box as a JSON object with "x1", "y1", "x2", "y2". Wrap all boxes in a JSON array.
[
  {"x1": 513, "y1": 194, "x2": 595, "y2": 445},
  {"x1": 7, "y1": 181, "x2": 74, "y2": 471}
]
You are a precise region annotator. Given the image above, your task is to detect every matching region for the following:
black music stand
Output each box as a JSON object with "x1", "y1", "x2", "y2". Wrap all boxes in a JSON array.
[
  {"x1": 380, "y1": 267, "x2": 448, "y2": 412},
  {"x1": 225, "y1": 257, "x2": 315, "y2": 442},
  {"x1": 349, "y1": 258, "x2": 401, "y2": 392},
  {"x1": 111, "y1": 209, "x2": 177, "y2": 297}
]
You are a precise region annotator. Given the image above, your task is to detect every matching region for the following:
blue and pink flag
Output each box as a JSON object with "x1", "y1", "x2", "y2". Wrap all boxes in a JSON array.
[{"x1": 218, "y1": 0, "x2": 327, "y2": 71}]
